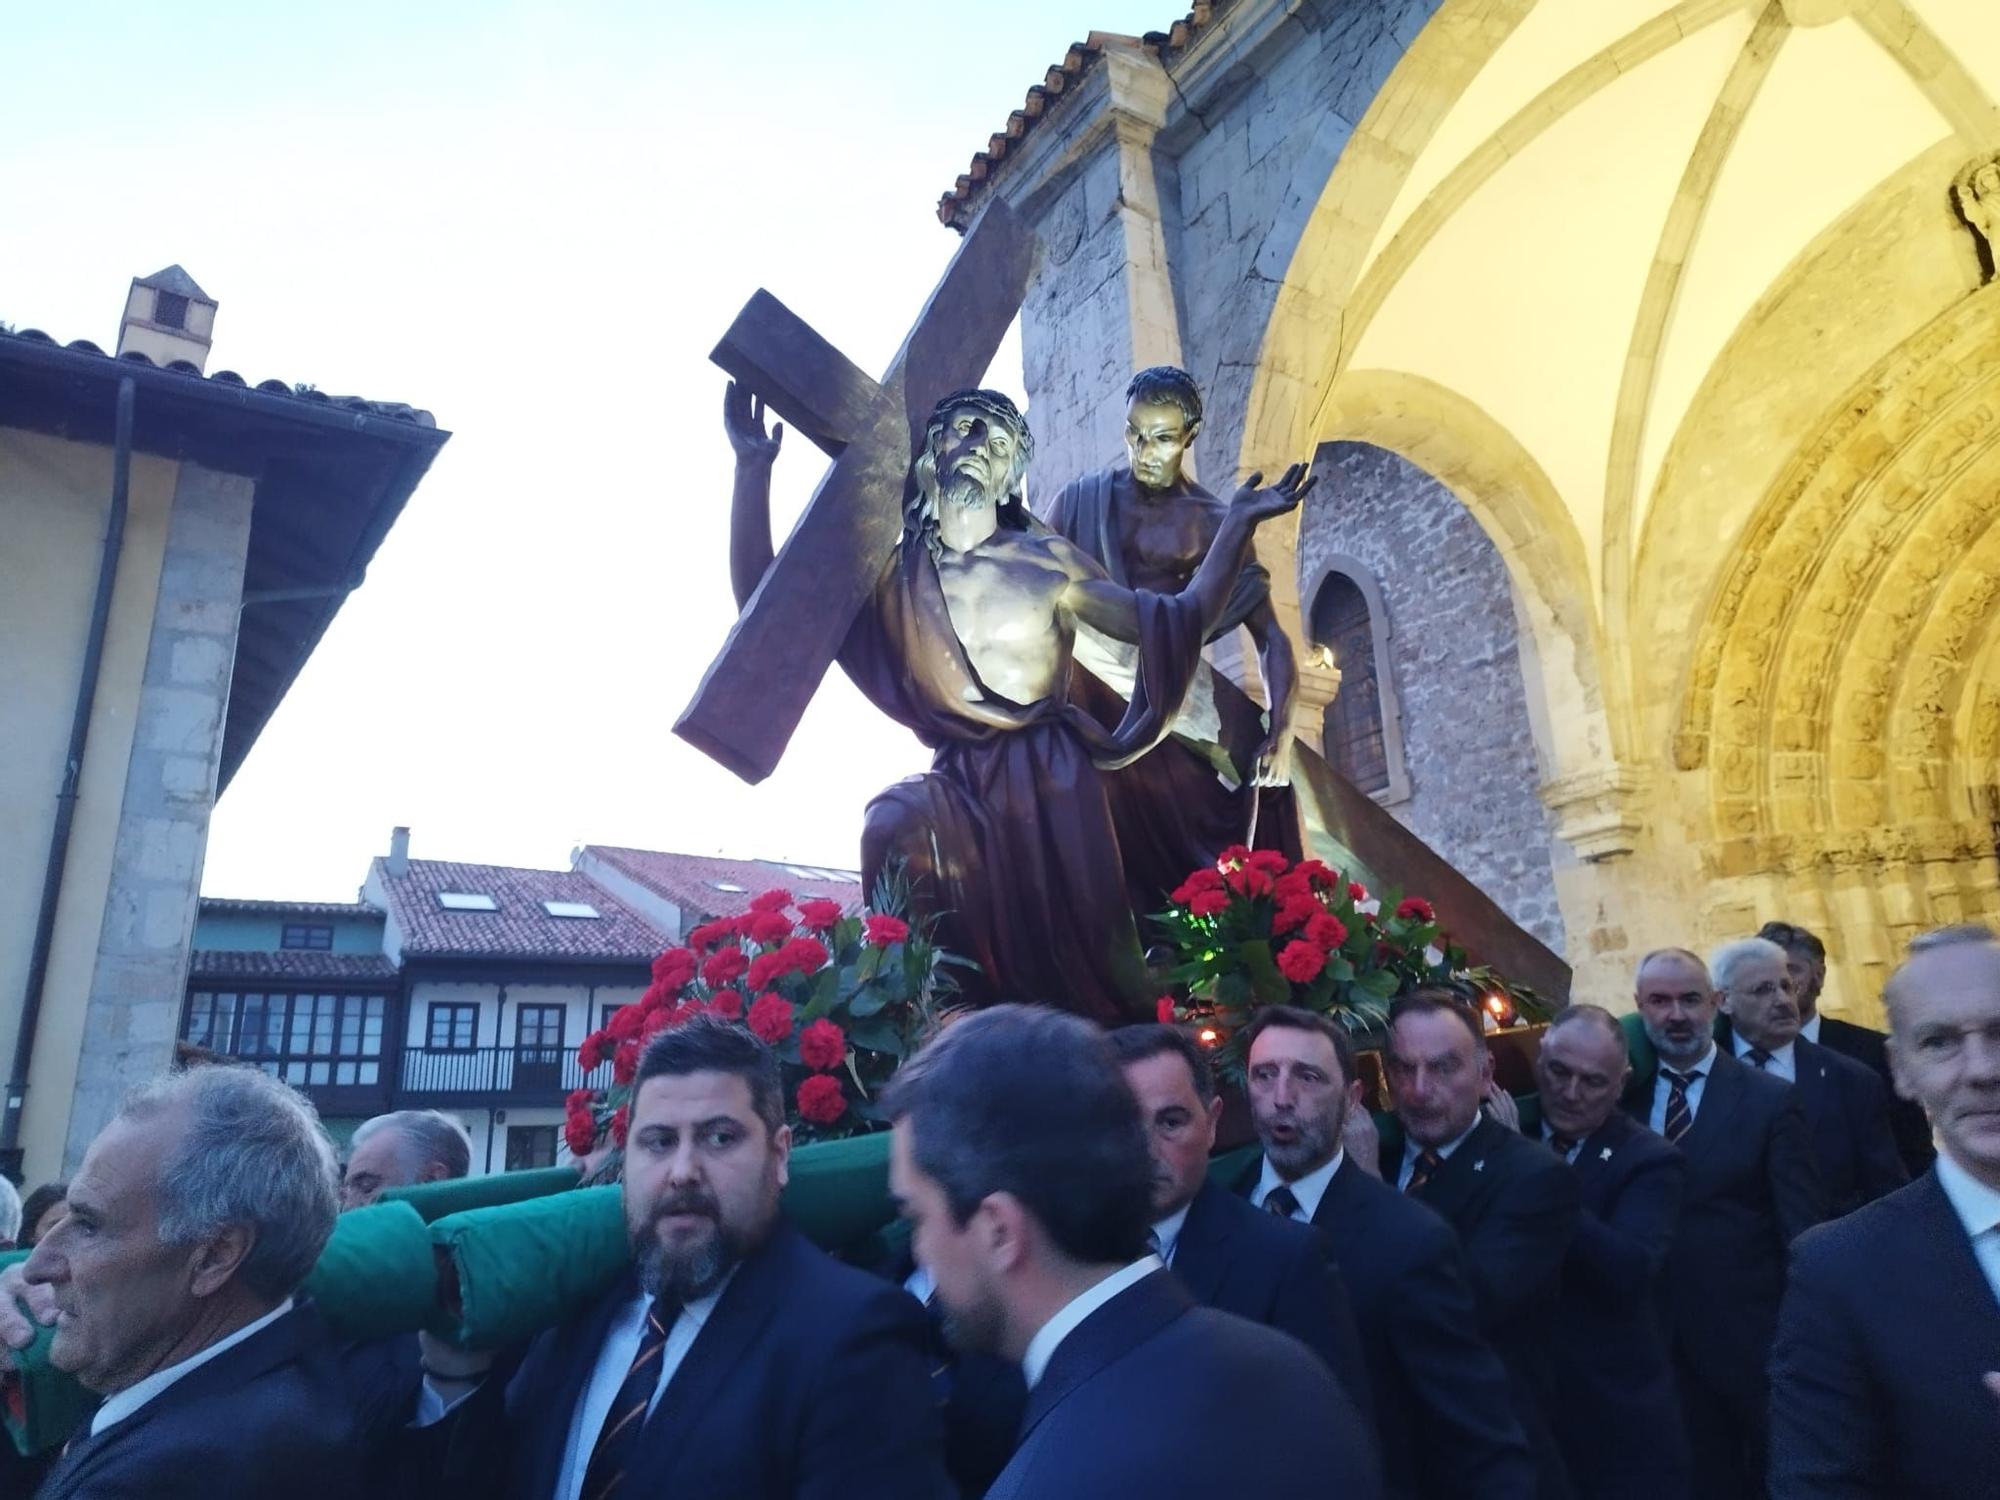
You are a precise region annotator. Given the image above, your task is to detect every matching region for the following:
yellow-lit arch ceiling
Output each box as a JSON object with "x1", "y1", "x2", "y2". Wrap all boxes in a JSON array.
[{"x1": 1327, "y1": 0, "x2": 2000, "y2": 624}]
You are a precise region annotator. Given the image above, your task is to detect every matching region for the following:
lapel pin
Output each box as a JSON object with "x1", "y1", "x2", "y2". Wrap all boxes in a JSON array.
[
  {"x1": 1599, "y1": 1147, "x2": 1614, "y2": 1161},
  {"x1": 1473, "y1": 1159, "x2": 1485, "y2": 1172}
]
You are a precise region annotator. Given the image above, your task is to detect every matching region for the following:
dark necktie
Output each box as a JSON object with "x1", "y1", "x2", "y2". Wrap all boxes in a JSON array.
[
  {"x1": 1547, "y1": 1132, "x2": 1579, "y2": 1159},
  {"x1": 579, "y1": 1296, "x2": 676, "y2": 1500},
  {"x1": 1745, "y1": 1046, "x2": 1773, "y2": 1070},
  {"x1": 1264, "y1": 1184, "x2": 1302, "y2": 1219},
  {"x1": 1145, "y1": 1228, "x2": 1163, "y2": 1258},
  {"x1": 1661, "y1": 1068, "x2": 1698, "y2": 1144},
  {"x1": 1404, "y1": 1149, "x2": 1443, "y2": 1196}
]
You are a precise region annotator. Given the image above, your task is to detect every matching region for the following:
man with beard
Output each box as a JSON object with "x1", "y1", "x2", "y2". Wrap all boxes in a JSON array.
[
  {"x1": 725, "y1": 383, "x2": 1311, "y2": 1026},
  {"x1": 414, "y1": 1017, "x2": 949, "y2": 1499},
  {"x1": 1620, "y1": 948, "x2": 1823, "y2": 1500},
  {"x1": 887, "y1": 1005, "x2": 1378, "y2": 1500},
  {"x1": 1234, "y1": 1005, "x2": 1536, "y2": 1500},
  {"x1": 1712, "y1": 937, "x2": 1904, "y2": 1215}
]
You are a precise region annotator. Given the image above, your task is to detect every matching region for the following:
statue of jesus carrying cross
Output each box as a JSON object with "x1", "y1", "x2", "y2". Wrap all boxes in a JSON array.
[{"x1": 724, "y1": 380, "x2": 1312, "y2": 1025}]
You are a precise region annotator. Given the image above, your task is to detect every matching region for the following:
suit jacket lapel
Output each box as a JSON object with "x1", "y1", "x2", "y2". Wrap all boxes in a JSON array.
[
  {"x1": 1018, "y1": 1270, "x2": 1189, "y2": 1441},
  {"x1": 1790, "y1": 1039, "x2": 1835, "y2": 1133},
  {"x1": 1169, "y1": 1183, "x2": 1234, "y2": 1303},
  {"x1": 1679, "y1": 1049, "x2": 1744, "y2": 1158},
  {"x1": 1411, "y1": 1117, "x2": 1501, "y2": 1219},
  {"x1": 1918, "y1": 1169, "x2": 2000, "y2": 1325}
]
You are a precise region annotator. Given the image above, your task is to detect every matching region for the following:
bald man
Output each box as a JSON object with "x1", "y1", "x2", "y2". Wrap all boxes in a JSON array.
[
  {"x1": 1620, "y1": 947, "x2": 1823, "y2": 1500},
  {"x1": 1770, "y1": 935, "x2": 2000, "y2": 1498}
]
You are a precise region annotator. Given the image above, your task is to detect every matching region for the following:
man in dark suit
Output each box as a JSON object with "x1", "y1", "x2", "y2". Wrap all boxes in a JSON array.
[
  {"x1": 1380, "y1": 990, "x2": 1578, "y2": 1500},
  {"x1": 1528, "y1": 1004, "x2": 1690, "y2": 1500},
  {"x1": 1622, "y1": 947, "x2": 1825, "y2": 1500},
  {"x1": 416, "y1": 1017, "x2": 950, "y2": 1499},
  {"x1": 1, "y1": 1065, "x2": 373, "y2": 1498},
  {"x1": 1238, "y1": 1004, "x2": 1537, "y2": 1500},
  {"x1": 1715, "y1": 936, "x2": 1905, "y2": 1214},
  {"x1": 1770, "y1": 932, "x2": 2000, "y2": 1498},
  {"x1": 1761, "y1": 919, "x2": 1935, "y2": 1175},
  {"x1": 887, "y1": 1004, "x2": 1380, "y2": 1500},
  {"x1": 1106, "y1": 1023, "x2": 1374, "y2": 1430}
]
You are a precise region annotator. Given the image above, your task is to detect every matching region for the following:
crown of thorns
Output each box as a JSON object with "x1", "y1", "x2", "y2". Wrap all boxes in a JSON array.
[{"x1": 927, "y1": 388, "x2": 1033, "y2": 462}]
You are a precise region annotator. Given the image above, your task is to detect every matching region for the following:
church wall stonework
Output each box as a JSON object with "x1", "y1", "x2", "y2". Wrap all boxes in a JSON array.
[{"x1": 1300, "y1": 441, "x2": 1567, "y2": 955}]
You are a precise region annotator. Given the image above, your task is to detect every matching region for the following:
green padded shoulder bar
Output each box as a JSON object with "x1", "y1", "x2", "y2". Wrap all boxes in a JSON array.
[
  {"x1": 301, "y1": 1199, "x2": 439, "y2": 1341},
  {"x1": 383, "y1": 1165, "x2": 581, "y2": 1222}
]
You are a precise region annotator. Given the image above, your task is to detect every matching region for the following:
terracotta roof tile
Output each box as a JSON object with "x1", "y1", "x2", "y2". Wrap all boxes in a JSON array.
[
  {"x1": 188, "y1": 950, "x2": 399, "y2": 985},
  {"x1": 936, "y1": 4, "x2": 1237, "y2": 232},
  {"x1": 581, "y1": 846, "x2": 864, "y2": 923},
  {"x1": 198, "y1": 897, "x2": 381, "y2": 919},
  {"x1": 374, "y1": 857, "x2": 671, "y2": 963}
]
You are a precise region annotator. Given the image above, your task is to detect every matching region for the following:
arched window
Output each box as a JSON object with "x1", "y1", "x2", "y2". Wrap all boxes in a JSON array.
[{"x1": 1310, "y1": 571, "x2": 1391, "y2": 794}]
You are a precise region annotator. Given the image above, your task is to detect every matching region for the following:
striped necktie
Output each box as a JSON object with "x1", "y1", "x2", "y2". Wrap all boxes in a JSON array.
[
  {"x1": 1264, "y1": 1184, "x2": 1302, "y2": 1219},
  {"x1": 1661, "y1": 1068, "x2": 1698, "y2": 1144},
  {"x1": 1404, "y1": 1149, "x2": 1443, "y2": 1196},
  {"x1": 1745, "y1": 1046, "x2": 1773, "y2": 1070},
  {"x1": 580, "y1": 1296, "x2": 676, "y2": 1500}
]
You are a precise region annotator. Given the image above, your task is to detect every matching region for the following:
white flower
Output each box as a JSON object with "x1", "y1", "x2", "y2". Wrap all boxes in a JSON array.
[
  {"x1": 1355, "y1": 898, "x2": 1381, "y2": 917},
  {"x1": 1423, "y1": 944, "x2": 1445, "y2": 968}
]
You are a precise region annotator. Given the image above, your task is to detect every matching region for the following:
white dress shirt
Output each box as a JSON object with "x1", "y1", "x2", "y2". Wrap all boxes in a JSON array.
[
  {"x1": 1540, "y1": 1122, "x2": 1584, "y2": 1164},
  {"x1": 1020, "y1": 1256, "x2": 1162, "y2": 1389},
  {"x1": 91, "y1": 1298, "x2": 295, "y2": 1437},
  {"x1": 1252, "y1": 1148, "x2": 1345, "y2": 1221},
  {"x1": 1935, "y1": 1149, "x2": 2000, "y2": 1309},
  {"x1": 902, "y1": 1263, "x2": 934, "y2": 1306},
  {"x1": 1148, "y1": 1202, "x2": 1193, "y2": 1265},
  {"x1": 1800, "y1": 1013, "x2": 1823, "y2": 1045},
  {"x1": 1731, "y1": 1032, "x2": 1797, "y2": 1082},
  {"x1": 1396, "y1": 1116, "x2": 1482, "y2": 1190},
  {"x1": 1649, "y1": 1042, "x2": 1719, "y2": 1134}
]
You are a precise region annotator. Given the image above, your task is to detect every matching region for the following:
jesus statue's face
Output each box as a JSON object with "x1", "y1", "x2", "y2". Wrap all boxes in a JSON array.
[{"x1": 928, "y1": 402, "x2": 1019, "y2": 512}]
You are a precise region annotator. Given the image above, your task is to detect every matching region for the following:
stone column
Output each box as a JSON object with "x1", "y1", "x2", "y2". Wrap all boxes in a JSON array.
[{"x1": 63, "y1": 461, "x2": 253, "y2": 1168}]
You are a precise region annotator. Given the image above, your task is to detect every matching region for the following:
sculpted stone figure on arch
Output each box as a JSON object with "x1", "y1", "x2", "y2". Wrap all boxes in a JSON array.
[{"x1": 724, "y1": 380, "x2": 1314, "y2": 1025}]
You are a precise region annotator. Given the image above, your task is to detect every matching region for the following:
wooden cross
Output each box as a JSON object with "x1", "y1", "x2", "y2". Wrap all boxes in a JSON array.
[{"x1": 674, "y1": 199, "x2": 1038, "y2": 784}]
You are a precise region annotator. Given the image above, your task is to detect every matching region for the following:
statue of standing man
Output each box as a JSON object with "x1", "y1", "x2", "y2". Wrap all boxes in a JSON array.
[
  {"x1": 725, "y1": 382, "x2": 1312, "y2": 1025},
  {"x1": 1042, "y1": 367, "x2": 1308, "y2": 913}
]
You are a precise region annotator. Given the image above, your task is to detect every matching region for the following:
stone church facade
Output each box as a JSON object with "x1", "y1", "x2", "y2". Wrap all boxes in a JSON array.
[{"x1": 946, "y1": 0, "x2": 2000, "y2": 1017}]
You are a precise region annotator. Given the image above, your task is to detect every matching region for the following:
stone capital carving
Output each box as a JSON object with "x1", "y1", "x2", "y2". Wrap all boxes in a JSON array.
[
  {"x1": 1540, "y1": 766, "x2": 1647, "y2": 861},
  {"x1": 1952, "y1": 150, "x2": 2000, "y2": 282}
]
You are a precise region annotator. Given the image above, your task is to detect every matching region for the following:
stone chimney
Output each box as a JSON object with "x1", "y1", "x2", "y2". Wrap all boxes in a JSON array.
[
  {"x1": 388, "y1": 826, "x2": 410, "y2": 878},
  {"x1": 117, "y1": 265, "x2": 217, "y2": 371}
]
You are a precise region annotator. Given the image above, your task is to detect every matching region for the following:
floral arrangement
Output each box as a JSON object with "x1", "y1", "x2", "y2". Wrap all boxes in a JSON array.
[
  {"x1": 563, "y1": 871, "x2": 959, "y2": 1172},
  {"x1": 1155, "y1": 844, "x2": 1549, "y2": 1079}
]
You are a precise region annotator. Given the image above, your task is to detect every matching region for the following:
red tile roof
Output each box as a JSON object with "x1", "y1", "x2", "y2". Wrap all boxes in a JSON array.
[
  {"x1": 372, "y1": 857, "x2": 671, "y2": 963},
  {"x1": 580, "y1": 846, "x2": 864, "y2": 923},
  {"x1": 936, "y1": 4, "x2": 1237, "y2": 232},
  {"x1": 198, "y1": 897, "x2": 381, "y2": 919},
  {"x1": 188, "y1": 950, "x2": 399, "y2": 985}
]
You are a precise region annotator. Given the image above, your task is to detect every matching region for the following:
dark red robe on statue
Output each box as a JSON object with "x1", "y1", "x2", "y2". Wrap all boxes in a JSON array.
[{"x1": 837, "y1": 521, "x2": 1209, "y2": 1027}]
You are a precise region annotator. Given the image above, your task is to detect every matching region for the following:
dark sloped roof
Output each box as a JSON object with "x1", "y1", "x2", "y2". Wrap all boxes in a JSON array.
[
  {"x1": 188, "y1": 949, "x2": 399, "y2": 985},
  {"x1": 936, "y1": 3, "x2": 1238, "y2": 232},
  {"x1": 581, "y1": 845, "x2": 864, "y2": 922},
  {"x1": 136, "y1": 264, "x2": 213, "y2": 302},
  {"x1": 198, "y1": 897, "x2": 381, "y2": 919},
  {"x1": 0, "y1": 326, "x2": 447, "y2": 790},
  {"x1": 374, "y1": 857, "x2": 671, "y2": 963}
]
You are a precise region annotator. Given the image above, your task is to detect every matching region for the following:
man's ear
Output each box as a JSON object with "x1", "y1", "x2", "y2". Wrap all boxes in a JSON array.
[
  {"x1": 1883, "y1": 1035, "x2": 1920, "y2": 1105},
  {"x1": 1717, "y1": 989, "x2": 1737, "y2": 1018},
  {"x1": 772, "y1": 1123, "x2": 793, "y2": 1189},
  {"x1": 1182, "y1": 418, "x2": 1201, "y2": 449},
  {"x1": 187, "y1": 1224, "x2": 255, "y2": 1299},
  {"x1": 979, "y1": 1192, "x2": 1031, "y2": 1275}
]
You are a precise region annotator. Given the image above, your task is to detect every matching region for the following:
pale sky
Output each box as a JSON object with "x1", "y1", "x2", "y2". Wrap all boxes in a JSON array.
[{"x1": 2, "y1": 1, "x2": 1172, "y2": 901}]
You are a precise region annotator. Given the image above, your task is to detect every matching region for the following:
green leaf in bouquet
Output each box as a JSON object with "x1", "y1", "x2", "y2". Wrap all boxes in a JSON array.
[
  {"x1": 846, "y1": 985, "x2": 891, "y2": 1019},
  {"x1": 1240, "y1": 940, "x2": 1290, "y2": 1006},
  {"x1": 1327, "y1": 955, "x2": 1355, "y2": 983},
  {"x1": 849, "y1": 1019, "x2": 907, "y2": 1058},
  {"x1": 1355, "y1": 967, "x2": 1400, "y2": 998},
  {"x1": 1214, "y1": 970, "x2": 1253, "y2": 1010}
]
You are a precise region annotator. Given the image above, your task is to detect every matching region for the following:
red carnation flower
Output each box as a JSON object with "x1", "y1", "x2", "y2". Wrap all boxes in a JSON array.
[
  {"x1": 1246, "y1": 849, "x2": 1290, "y2": 875},
  {"x1": 668, "y1": 998, "x2": 704, "y2": 1028},
  {"x1": 799, "y1": 1018, "x2": 847, "y2": 1071},
  {"x1": 607, "y1": 1003, "x2": 645, "y2": 1042},
  {"x1": 747, "y1": 992, "x2": 794, "y2": 1045},
  {"x1": 1306, "y1": 912, "x2": 1348, "y2": 950},
  {"x1": 641, "y1": 1006, "x2": 673, "y2": 1043},
  {"x1": 796, "y1": 1073, "x2": 846, "y2": 1126},
  {"x1": 1397, "y1": 897, "x2": 1436, "y2": 923},
  {"x1": 707, "y1": 988, "x2": 744, "y2": 1021},
  {"x1": 566, "y1": 1088, "x2": 592, "y2": 1113},
  {"x1": 750, "y1": 889, "x2": 793, "y2": 914},
  {"x1": 778, "y1": 935, "x2": 830, "y2": 975},
  {"x1": 1276, "y1": 940, "x2": 1329, "y2": 984},
  {"x1": 1226, "y1": 864, "x2": 1275, "y2": 899},
  {"x1": 577, "y1": 1032, "x2": 607, "y2": 1073},
  {"x1": 797, "y1": 898, "x2": 844, "y2": 931},
  {"x1": 746, "y1": 952, "x2": 782, "y2": 990},
  {"x1": 744, "y1": 910, "x2": 794, "y2": 947},
  {"x1": 1188, "y1": 889, "x2": 1229, "y2": 918},
  {"x1": 1348, "y1": 882, "x2": 1369, "y2": 902},
  {"x1": 612, "y1": 1039, "x2": 641, "y2": 1086},
  {"x1": 1156, "y1": 996, "x2": 1177, "y2": 1024},
  {"x1": 702, "y1": 947, "x2": 749, "y2": 988},
  {"x1": 863, "y1": 914, "x2": 910, "y2": 948},
  {"x1": 1218, "y1": 844, "x2": 1253, "y2": 869},
  {"x1": 1295, "y1": 859, "x2": 1337, "y2": 888},
  {"x1": 563, "y1": 1110, "x2": 597, "y2": 1158},
  {"x1": 686, "y1": 919, "x2": 732, "y2": 953},
  {"x1": 610, "y1": 1106, "x2": 630, "y2": 1148},
  {"x1": 1272, "y1": 870, "x2": 1312, "y2": 904},
  {"x1": 1276, "y1": 898, "x2": 1320, "y2": 936},
  {"x1": 651, "y1": 947, "x2": 697, "y2": 986}
]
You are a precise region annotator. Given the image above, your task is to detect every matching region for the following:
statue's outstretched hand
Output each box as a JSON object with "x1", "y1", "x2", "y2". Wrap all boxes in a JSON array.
[
  {"x1": 724, "y1": 380, "x2": 784, "y2": 467},
  {"x1": 1228, "y1": 462, "x2": 1316, "y2": 524}
]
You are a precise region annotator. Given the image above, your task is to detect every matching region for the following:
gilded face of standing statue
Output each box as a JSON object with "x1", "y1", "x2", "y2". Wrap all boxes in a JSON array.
[{"x1": 1124, "y1": 398, "x2": 1197, "y2": 493}]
